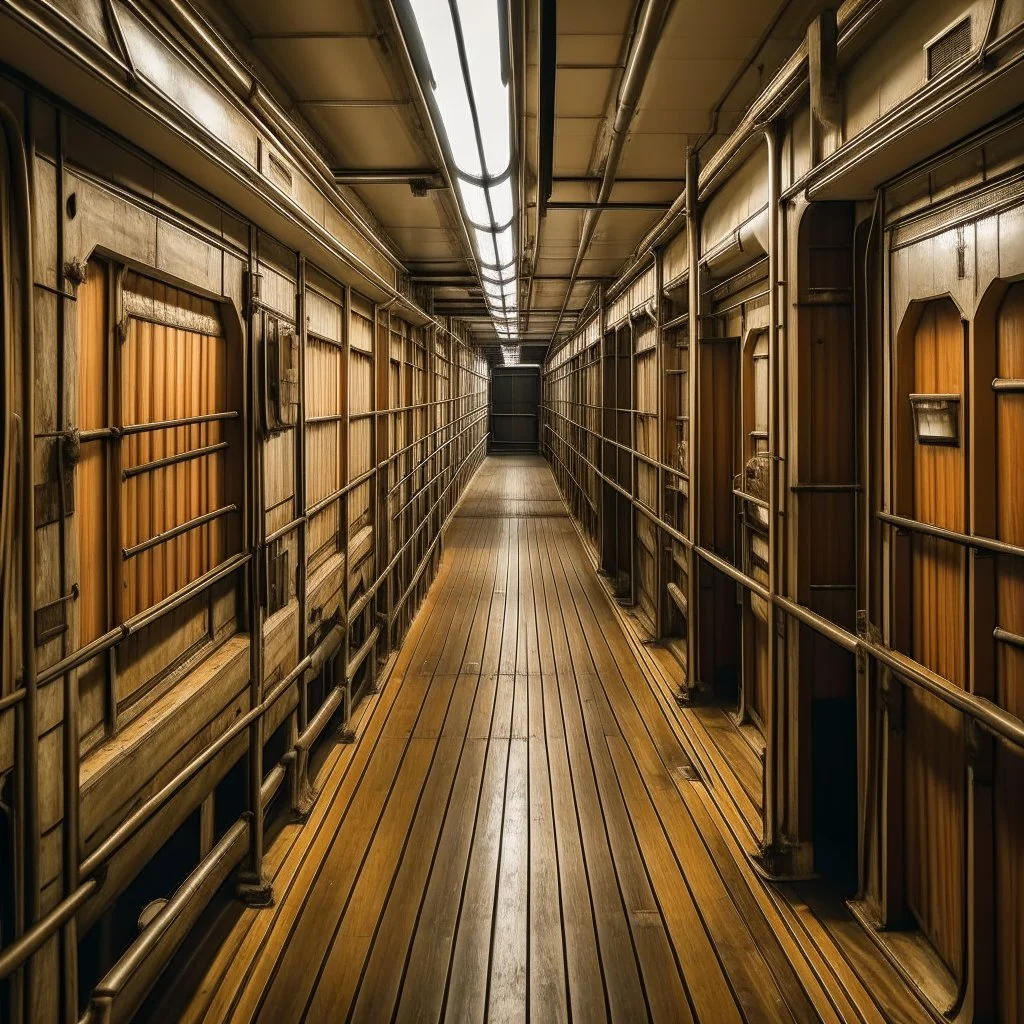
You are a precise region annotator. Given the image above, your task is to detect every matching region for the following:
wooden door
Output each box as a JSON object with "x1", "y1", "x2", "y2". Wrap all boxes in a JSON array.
[
  {"x1": 796, "y1": 203, "x2": 858, "y2": 881},
  {"x1": 994, "y1": 283, "x2": 1024, "y2": 1019},
  {"x1": 743, "y1": 332, "x2": 770, "y2": 727},
  {"x1": 905, "y1": 297, "x2": 965, "y2": 978},
  {"x1": 698, "y1": 341, "x2": 739, "y2": 699}
]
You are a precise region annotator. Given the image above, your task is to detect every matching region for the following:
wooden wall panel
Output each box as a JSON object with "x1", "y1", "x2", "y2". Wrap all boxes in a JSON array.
[
  {"x1": 635, "y1": 322, "x2": 658, "y2": 629},
  {"x1": 905, "y1": 298, "x2": 965, "y2": 978},
  {"x1": 76, "y1": 262, "x2": 110, "y2": 742},
  {"x1": 74, "y1": 266, "x2": 243, "y2": 730},
  {"x1": 305, "y1": 332, "x2": 343, "y2": 570},
  {"x1": 995, "y1": 283, "x2": 1024, "y2": 1019}
]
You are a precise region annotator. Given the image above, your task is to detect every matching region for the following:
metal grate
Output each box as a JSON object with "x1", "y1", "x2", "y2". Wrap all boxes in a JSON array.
[{"x1": 927, "y1": 17, "x2": 971, "y2": 79}]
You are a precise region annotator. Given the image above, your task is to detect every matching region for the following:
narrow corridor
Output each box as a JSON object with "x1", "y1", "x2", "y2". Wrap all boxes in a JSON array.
[{"x1": 158, "y1": 457, "x2": 926, "y2": 1024}]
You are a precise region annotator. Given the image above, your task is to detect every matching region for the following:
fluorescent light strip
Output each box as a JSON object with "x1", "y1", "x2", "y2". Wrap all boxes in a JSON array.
[
  {"x1": 406, "y1": 0, "x2": 518, "y2": 344},
  {"x1": 455, "y1": 0, "x2": 511, "y2": 176},
  {"x1": 409, "y1": 0, "x2": 481, "y2": 177}
]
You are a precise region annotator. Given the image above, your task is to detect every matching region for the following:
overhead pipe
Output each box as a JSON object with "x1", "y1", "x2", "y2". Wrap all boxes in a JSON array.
[
  {"x1": 134, "y1": 0, "x2": 471, "y2": 345},
  {"x1": 619, "y1": 0, "x2": 889, "y2": 278},
  {"x1": 331, "y1": 169, "x2": 444, "y2": 188},
  {"x1": 547, "y1": 0, "x2": 675, "y2": 347},
  {"x1": 537, "y1": 0, "x2": 557, "y2": 218},
  {"x1": 546, "y1": 200, "x2": 672, "y2": 211},
  {"x1": 143, "y1": 0, "x2": 407, "y2": 270}
]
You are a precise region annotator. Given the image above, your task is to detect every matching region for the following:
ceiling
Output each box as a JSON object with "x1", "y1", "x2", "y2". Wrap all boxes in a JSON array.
[{"x1": 197, "y1": 0, "x2": 831, "y2": 363}]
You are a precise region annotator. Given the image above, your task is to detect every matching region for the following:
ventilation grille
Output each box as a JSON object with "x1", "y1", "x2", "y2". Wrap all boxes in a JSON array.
[{"x1": 927, "y1": 18, "x2": 971, "y2": 79}]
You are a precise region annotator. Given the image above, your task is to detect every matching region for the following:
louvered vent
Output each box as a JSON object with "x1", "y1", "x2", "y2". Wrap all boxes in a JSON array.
[{"x1": 927, "y1": 17, "x2": 971, "y2": 79}]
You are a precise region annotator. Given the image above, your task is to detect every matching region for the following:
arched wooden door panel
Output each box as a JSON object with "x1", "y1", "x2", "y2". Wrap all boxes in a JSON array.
[
  {"x1": 903, "y1": 297, "x2": 965, "y2": 978},
  {"x1": 994, "y1": 282, "x2": 1024, "y2": 1019},
  {"x1": 742, "y1": 331, "x2": 769, "y2": 728},
  {"x1": 75, "y1": 262, "x2": 242, "y2": 747}
]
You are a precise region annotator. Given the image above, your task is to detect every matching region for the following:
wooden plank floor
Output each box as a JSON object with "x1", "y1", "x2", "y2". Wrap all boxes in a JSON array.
[{"x1": 160, "y1": 455, "x2": 930, "y2": 1024}]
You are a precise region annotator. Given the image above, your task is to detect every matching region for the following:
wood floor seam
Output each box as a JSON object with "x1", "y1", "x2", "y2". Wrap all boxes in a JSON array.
[{"x1": 163, "y1": 458, "x2": 934, "y2": 1024}]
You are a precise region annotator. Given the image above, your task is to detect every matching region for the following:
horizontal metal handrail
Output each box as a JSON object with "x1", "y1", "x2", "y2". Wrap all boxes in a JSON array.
[
  {"x1": 878, "y1": 510, "x2": 1024, "y2": 561},
  {"x1": 121, "y1": 410, "x2": 239, "y2": 437},
  {"x1": 346, "y1": 627, "x2": 381, "y2": 683},
  {"x1": 0, "y1": 878, "x2": 100, "y2": 980},
  {"x1": 36, "y1": 553, "x2": 251, "y2": 688},
  {"x1": 79, "y1": 653, "x2": 312, "y2": 878},
  {"x1": 122, "y1": 504, "x2": 238, "y2": 559},
  {"x1": 122, "y1": 440, "x2": 229, "y2": 479},
  {"x1": 543, "y1": 443, "x2": 1024, "y2": 752}
]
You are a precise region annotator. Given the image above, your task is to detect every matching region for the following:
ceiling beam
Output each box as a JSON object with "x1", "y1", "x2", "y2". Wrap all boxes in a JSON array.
[
  {"x1": 532, "y1": 274, "x2": 609, "y2": 281},
  {"x1": 552, "y1": 176, "x2": 685, "y2": 185},
  {"x1": 250, "y1": 31, "x2": 380, "y2": 41},
  {"x1": 545, "y1": 201, "x2": 672, "y2": 211},
  {"x1": 538, "y1": 0, "x2": 556, "y2": 218},
  {"x1": 331, "y1": 168, "x2": 444, "y2": 188},
  {"x1": 300, "y1": 99, "x2": 411, "y2": 108}
]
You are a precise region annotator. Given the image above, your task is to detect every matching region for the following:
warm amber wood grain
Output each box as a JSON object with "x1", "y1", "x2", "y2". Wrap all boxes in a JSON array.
[
  {"x1": 75, "y1": 267, "x2": 242, "y2": 729},
  {"x1": 905, "y1": 298, "x2": 965, "y2": 978},
  {"x1": 995, "y1": 283, "x2": 1024, "y2": 1021},
  {"x1": 162, "y1": 457, "x2": 932, "y2": 1024}
]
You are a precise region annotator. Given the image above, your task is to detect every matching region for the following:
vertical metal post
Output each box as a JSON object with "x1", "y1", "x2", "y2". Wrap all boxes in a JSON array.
[
  {"x1": 291, "y1": 254, "x2": 309, "y2": 812},
  {"x1": 762, "y1": 123, "x2": 783, "y2": 859},
  {"x1": 7, "y1": 94, "x2": 40, "y2": 1024},
  {"x1": 340, "y1": 287, "x2": 354, "y2": 740},
  {"x1": 596, "y1": 284, "x2": 606, "y2": 562},
  {"x1": 238, "y1": 226, "x2": 271, "y2": 906},
  {"x1": 682, "y1": 149, "x2": 700, "y2": 705},
  {"x1": 654, "y1": 250, "x2": 666, "y2": 637},
  {"x1": 388, "y1": 307, "x2": 397, "y2": 646}
]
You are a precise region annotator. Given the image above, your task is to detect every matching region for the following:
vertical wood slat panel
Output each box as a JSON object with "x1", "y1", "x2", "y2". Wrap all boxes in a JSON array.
[
  {"x1": 905, "y1": 298, "x2": 965, "y2": 978},
  {"x1": 114, "y1": 273, "x2": 238, "y2": 711},
  {"x1": 635, "y1": 322, "x2": 658, "y2": 630},
  {"x1": 744, "y1": 332, "x2": 770, "y2": 728},
  {"x1": 995, "y1": 283, "x2": 1024, "y2": 1019},
  {"x1": 305, "y1": 330, "x2": 343, "y2": 567}
]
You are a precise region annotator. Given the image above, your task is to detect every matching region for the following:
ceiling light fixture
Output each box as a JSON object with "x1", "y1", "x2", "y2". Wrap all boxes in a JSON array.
[{"x1": 400, "y1": 0, "x2": 518, "y2": 346}]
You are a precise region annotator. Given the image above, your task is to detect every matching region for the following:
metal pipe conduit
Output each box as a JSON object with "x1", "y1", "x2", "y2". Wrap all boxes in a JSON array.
[
  {"x1": 0, "y1": 636, "x2": 322, "y2": 982},
  {"x1": 547, "y1": 0, "x2": 674, "y2": 347},
  {"x1": 544, "y1": 421, "x2": 1024, "y2": 752},
  {"x1": 81, "y1": 762, "x2": 286, "y2": 1023},
  {"x1": 35, "y1": 552, "x2": 251, "y2": 689},
  {"x1": 0, "y1": 878, "x2": 100, "y2": 983}
]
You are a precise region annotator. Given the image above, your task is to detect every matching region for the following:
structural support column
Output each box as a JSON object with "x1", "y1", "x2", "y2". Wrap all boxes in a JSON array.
[
  {"x1": 683, "y1": 148, "x2": 700, "y2": 702},
  {"x1": 238, "y1": 227, "x2": 271, "y2": 907},
  {"x1": 761, "y1": 121, "x2": 784, "y2": 863}
]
